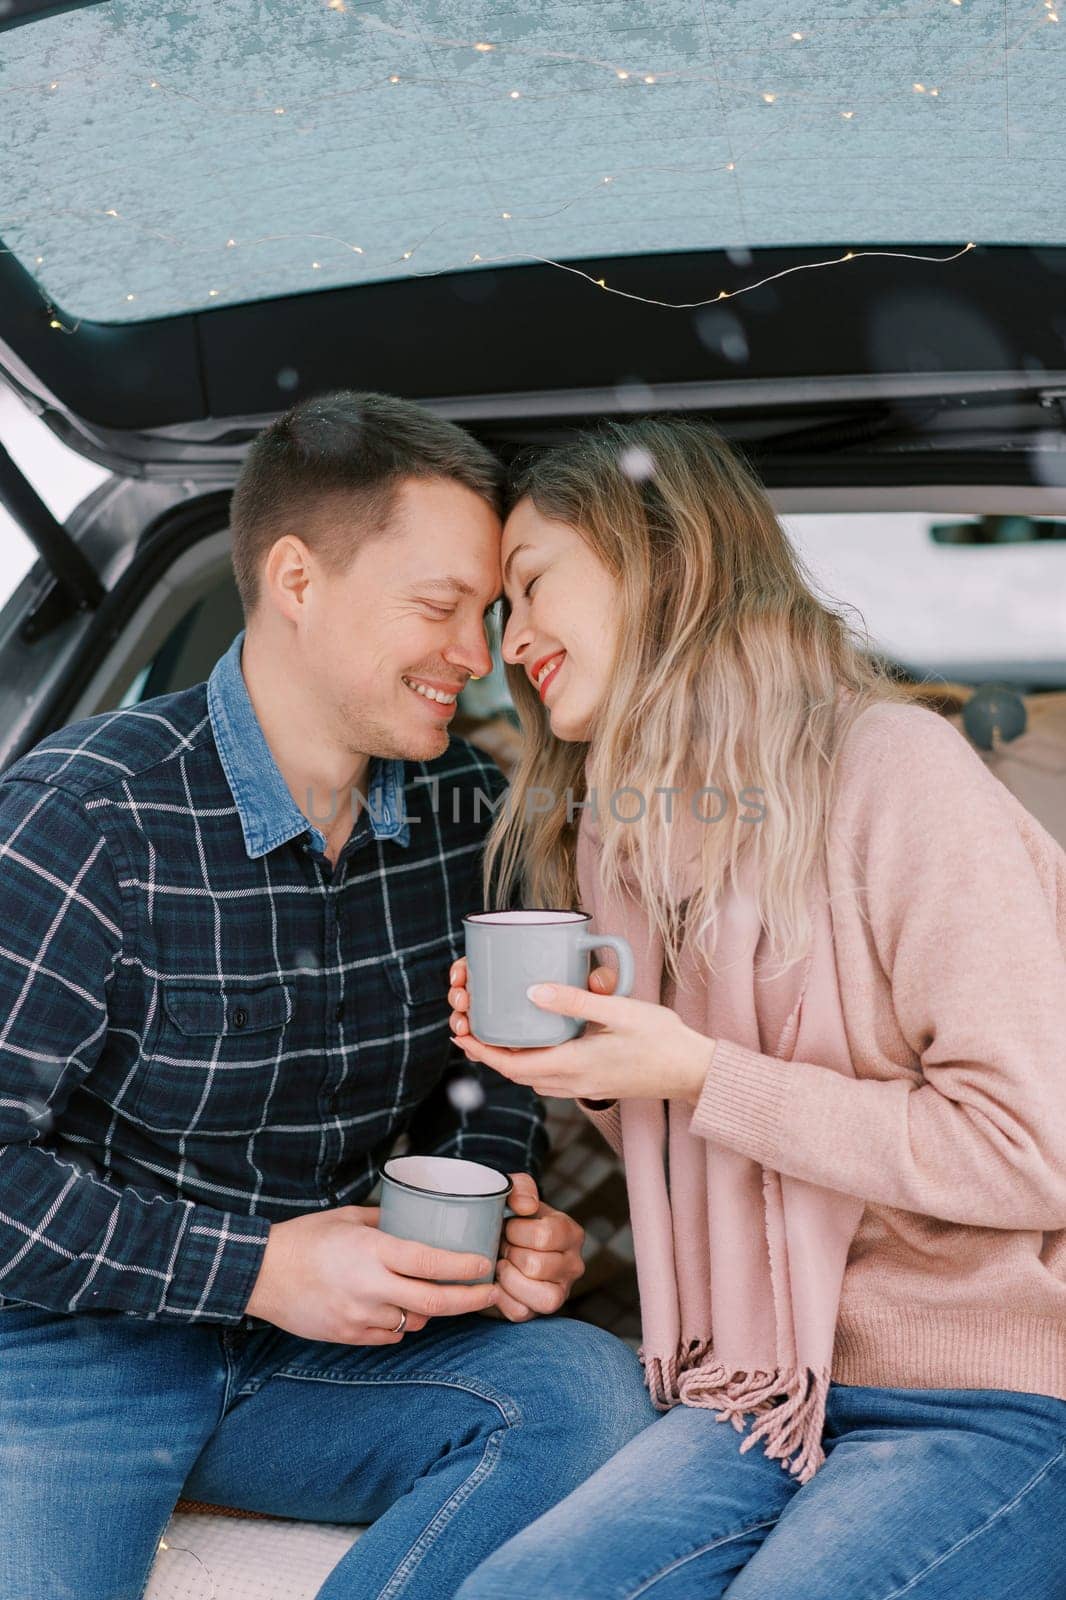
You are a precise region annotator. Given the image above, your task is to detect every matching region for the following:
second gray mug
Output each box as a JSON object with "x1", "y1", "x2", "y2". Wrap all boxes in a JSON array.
[
  {"x1": 463, "y1": 909, "x2": 635, "y2": 1048},
  {"x1": 379, "y1": 1155, "x2": 512, "y2": 1285}
]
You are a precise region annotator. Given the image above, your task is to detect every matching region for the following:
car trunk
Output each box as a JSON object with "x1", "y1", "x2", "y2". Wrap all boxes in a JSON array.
[{"x1": 2, "y1": 4, "x2": 1066, "y2": 1590}]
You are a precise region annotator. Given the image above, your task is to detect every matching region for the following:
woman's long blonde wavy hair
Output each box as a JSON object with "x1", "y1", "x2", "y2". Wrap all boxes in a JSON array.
[{"x1": 482, "y1": 416, "x2": 915, "y2": 982}]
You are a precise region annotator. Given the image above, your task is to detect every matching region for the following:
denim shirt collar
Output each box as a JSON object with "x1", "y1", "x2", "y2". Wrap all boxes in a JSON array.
[{"x1": 207, "y1": 630, "x2": 411, "y2": 860}]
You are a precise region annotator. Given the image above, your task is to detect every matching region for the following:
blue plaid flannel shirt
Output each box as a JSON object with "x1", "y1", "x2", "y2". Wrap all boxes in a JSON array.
[{"x1": 0, "y1": 630, "x2": 545, "y2": 1327}]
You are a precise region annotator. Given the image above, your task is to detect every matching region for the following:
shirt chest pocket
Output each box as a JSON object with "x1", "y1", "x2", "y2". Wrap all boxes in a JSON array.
[
  {"x1": 131, "y1": 981, "x2": 294, "y2": 1135},
  {"x1": 382, "y1": 943, "x2": 454, "y2": 1088}
]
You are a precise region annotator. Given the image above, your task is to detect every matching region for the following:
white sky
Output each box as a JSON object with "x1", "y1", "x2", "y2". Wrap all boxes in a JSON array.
[
  {"x1": 783, "y1": 514, "x2": 1066, "y2": 672},
  {"x1": 0, "y1": 387, "x2": 108, "y2": 605}
]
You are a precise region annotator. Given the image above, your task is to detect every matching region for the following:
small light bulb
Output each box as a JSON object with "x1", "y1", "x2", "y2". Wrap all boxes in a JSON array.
[
  {"x1": 472, "y1": 253, "x2": 481, "y2": 261},
  {"x1": 726, "y1": 161, "x2": 735, "y2": 170},
  {"x1": 596, "y1": 278, "x2": 607, "y2": 287},
  {"x1": 510, "y1": 89, "x2": 520, "y2": 98},
  {"x1": 48, "y1": 81, "x2": 58, "y2": 91},
  {"x1": 617, "y1": 70, "x2": 629, "y2": 79},
  {"x1": 49, "y1": 318, "x2": 62, "y2": 329},
  {"x1": 126, "y1": 293, "x2": 135, "y2": 301},
  {"x1": 844, "y1": 251, "x2": 854, "y2": 259},
  {"x1": 328, "y1": 0, "x2": 346, "y2": 10},
  {"x1": 208, "y1": 288, "x2": 220, "y2": 297},
  {"x1": 311, "y1": 261, "x2": 321, "y2": 269},
  {"x1": 914, "y1": 83, "x2": 925, "y2": 92},
  {"x1": 352, "y1": 245, "x2": 364, "y2": 254},
  {"x1": 644, "y1": 75, "x2": 655, "y2": 83},
  {"x1": 389, "y1": 75, "x2": 400, "y2": 84},
  {"x1": 149, "y1": 80, "x2": 159, "y2": 89},
  {"x1": 791, "y1": 31, "x2": 804, "y2": 39},
  {"x1": 402, "y1": 250, "x2": 412, "y2": 259},
  {"x1": 275, "y1": 107, "x2": 285, "y2": 114},
  {"x1": 474, "y1": 41, "x2": 494, "y2": 51},
  {"x1": 35, "y1": 255, "x2": 44, "y2": 265},
  {"x1": 762, "y1": 92, "x2": 776, "y2": 103},
  {"x1": 930, "y1": 86, "x2": 939, "y2": 94},
  {"x1": 841, "y1": 109, "x2": 854, "y2": 118},
  {"x1": 226, "y1": 238, "x2": 236, "y2": 247},
  {"x1": 717, "y1": 290, "x2": 729, "y2": 299},
  {"x1": 501, "y1": 211, "x2": 512, "y2": 219}
]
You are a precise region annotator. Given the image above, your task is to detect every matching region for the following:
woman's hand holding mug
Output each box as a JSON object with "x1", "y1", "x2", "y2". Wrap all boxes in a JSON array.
[{"x1": 448, "y1": 956, "x2": 714, "y2": 1106}]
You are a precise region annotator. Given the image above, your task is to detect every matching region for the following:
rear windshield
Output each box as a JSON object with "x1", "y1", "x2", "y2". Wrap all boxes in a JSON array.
[{"x1": 0, "y1": 0, "x2": 1059, "y2": 324}]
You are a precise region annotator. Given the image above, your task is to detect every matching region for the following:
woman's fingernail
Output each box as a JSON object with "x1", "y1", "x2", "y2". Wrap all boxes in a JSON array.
[{"x1": 527, "y1": 984, "x2": 555, "y2": 1003}]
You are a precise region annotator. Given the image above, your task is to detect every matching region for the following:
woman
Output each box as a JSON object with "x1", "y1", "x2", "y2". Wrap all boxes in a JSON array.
[{"x1": 447, "y1": 417, "x2": 1066, "y2": 1599}]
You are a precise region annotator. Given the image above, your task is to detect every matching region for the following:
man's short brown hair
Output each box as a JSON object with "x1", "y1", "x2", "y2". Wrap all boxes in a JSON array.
[{"x1": 229, "y1": 390, "x2": 503, "y2": 616}]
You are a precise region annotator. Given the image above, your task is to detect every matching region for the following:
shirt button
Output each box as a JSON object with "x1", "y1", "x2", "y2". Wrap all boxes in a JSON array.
[
  {"x1": 232, "y1": 1007, "x2": 248, "y2": 1029},
  {"x1": 334, "y1": 1001, "x2": 345, "y2": 1023}
]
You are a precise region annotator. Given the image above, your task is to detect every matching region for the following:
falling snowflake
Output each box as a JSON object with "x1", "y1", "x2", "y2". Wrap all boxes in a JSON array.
[
  {"x1": 619, "y1": 445, "x2": 656, "y2": 481},
  {"x1": 447, "y1": 1076, "x2": 486, "y2": 1113},
  {"x1": 694, "y1": 306, "x2": 749, "y2": 365},
  {"x1": 25, "y1": 1098, "x2": 53, "y2": 1138}
]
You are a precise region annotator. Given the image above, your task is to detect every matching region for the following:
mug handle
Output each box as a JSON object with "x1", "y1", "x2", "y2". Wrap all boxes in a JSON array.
[{"x1": 577, "y1": 933, "x2": 635, "y2": 998}]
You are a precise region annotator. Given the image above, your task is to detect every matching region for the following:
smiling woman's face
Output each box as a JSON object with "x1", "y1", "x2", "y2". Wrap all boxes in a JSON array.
[{"x1": 500, "y1": 496, "x2": 620, "y2": 742}]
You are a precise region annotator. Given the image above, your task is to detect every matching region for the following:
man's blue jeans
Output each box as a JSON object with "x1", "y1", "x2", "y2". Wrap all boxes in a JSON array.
[
  {"x1": 0, "y1": 1303, "x2": 657, "y2": 1600},
  {"x1": 458, "y1": 1381, "x2": 1066, "y2": 1599}
]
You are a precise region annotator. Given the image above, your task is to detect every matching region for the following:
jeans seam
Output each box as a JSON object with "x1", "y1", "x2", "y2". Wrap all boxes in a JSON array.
[
  {"x1": 261, "y1": 1368, "x2": 521, "y2": 1427},
  {"x1": 376, "y1": 1425, "x2": 508, "y2": 1600},
  {"x1": 624, "y1": 1518, "x2": 782, "y2": 1600},
  {"x1": 880, "y1": 1441, "x2": 1066, "y2": 1600},
  {"x1": 218, "y1": 1330, "x2": 243, "y2": 1417}
]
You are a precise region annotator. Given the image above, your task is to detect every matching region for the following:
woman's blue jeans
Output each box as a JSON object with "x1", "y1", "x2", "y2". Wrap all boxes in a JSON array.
[
  {"x1": 0, "y1": 1303, "x2": 656, "y2": 1600},
  {"x1": 458, "y1": 1381, "x2": 1066, "y2": 1599}
]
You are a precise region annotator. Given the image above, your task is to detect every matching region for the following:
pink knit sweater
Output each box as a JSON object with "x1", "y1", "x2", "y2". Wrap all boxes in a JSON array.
[{"x1": 584, "y1": 702, "x2": 1066, "y2": 1402}]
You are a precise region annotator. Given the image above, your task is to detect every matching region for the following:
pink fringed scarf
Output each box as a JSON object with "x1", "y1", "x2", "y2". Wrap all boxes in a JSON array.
[{"x1": 576, "y1": 810, "x2": 865, "y2": 1484}]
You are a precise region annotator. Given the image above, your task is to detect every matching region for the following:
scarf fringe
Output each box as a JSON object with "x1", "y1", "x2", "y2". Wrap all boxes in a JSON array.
[
  {"x1": 667, "y1": 1359, "x2": 832, "y2": 1486},
  {"x1": 639, "y1": 1351, "x2": 680, "y2": 1410},
  {"x1": 639, "y1": 1338, "x2": 715, "y2": 1409}
]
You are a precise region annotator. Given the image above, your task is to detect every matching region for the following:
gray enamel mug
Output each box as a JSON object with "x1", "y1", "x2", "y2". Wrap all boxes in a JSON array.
[
  {"x1": 463, "y1": 909, "x2": 635, "y2": 1048},
  {"x1": 378, "y1": 1155, "x2": 513, "y2": 1285}
]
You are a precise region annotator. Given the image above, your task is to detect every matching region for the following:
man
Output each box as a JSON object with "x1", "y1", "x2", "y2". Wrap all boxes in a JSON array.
[{"x1": 0, "y1": 392, "x2": 654, "y2": 1600}]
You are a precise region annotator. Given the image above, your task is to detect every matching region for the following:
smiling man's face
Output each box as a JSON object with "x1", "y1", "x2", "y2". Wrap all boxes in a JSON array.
[{"x1": 292, "y1": 475, "x2": 503, "y2": 763}]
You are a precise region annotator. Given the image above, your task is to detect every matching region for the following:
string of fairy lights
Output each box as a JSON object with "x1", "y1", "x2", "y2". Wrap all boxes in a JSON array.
[{"x1": 0, "y1": 0, "x2": 1053, "y2": 335}]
